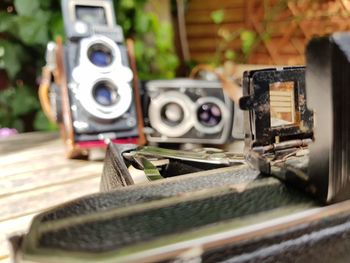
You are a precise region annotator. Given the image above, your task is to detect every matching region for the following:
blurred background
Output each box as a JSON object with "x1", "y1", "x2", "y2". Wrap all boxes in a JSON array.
[{"x1": 0, "y1": 0, "x2": 349, "y2": 134}]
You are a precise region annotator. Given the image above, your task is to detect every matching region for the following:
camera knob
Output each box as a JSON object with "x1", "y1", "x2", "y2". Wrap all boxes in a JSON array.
[
  {"x1": 74, "y1": 21, "x2": 89, "y2": 35},
  {"x1": 239, "y1": 96, "x2": 254, "y2": 110}
]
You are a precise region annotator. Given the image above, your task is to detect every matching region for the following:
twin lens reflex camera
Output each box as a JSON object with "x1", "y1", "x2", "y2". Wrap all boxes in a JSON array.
[{"x1": 44, "y1": 0, "x2": 144, "y2": 158}]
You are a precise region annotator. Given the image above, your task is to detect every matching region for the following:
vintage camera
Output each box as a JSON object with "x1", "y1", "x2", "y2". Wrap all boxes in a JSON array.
[
  {"x1": 240, "y1": 66, "x2": 313, "y2": 167},
  {"x1": 43, "y1": 0, "x2": 145, "y2": 158},
  {"x1": 240, "y1": 34, "x2": 350, "y2": 204},
  {"x1": 143, "y1": 78, "x2": 244, "y2": 145},
  {"x1": 239, "y1": 67, "x2": 316, "y2": 193}
]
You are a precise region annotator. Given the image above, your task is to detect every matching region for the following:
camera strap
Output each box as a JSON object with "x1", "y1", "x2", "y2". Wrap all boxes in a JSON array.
[{"x1": 38, "y1": 66, "x2": 57, "y2": 124}]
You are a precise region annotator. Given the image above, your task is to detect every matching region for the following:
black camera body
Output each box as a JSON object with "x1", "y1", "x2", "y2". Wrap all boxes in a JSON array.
[
  {"x1": 239, "y1": 66, "x2": 313, "y2": 173},
  {"x1": 54, "y1": 0, "x2": 143, "y2": 156},
  {"x1": 239, "y1": 58, "x2": 350, "y2": 204},
  {"x1": 143, "y1": 78, "x2": 244, "y2": 145},
  {"x1": 241, "y1": 67, "x2": 313, "y2": 146}
]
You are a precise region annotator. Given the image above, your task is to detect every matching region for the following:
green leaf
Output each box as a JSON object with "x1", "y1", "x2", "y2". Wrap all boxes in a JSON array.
[
  {"x1": 0, "y1": 12, "x2": 16, "y2": 33},
  {"x1": 34, "y1": 110, "x2": 58, "y2": 131},
  {"x1": 11, "y1": 86, "x2": 39, "y2": 116},
  {"x1": 225, "y1": 50, "x2": 236, "y2": 60},
  {"x1": 0, "y1": 40, "x2": 25, "y2": 78},
  {"x1": 120, "y1": 0, "x2": 135, "y2": 9},
  {"x1": 12, "y1": 119, "x2": 24, "y2": 132},
  {"x1": 135, "y1": 10, "x2": 150, "y2": 33},
  {"x1": 49, "y1": 12, "x2": 64, "y2": 39},
  {"x1": 38, "y1": 0, "x2": 53, "y2": 9},
  {"x1": 211, "y1": 10, "x2": 225, "y2": 24},
  {"x1": 121, "y1": 19, "x2": 132, "y2": 33},
  {"x1": 155, "y1": 23, "x2": 173, "y2": 51},
  {"x1": 14, "y1": 15, "x2": 49, "y2": 45},
  {"x1": 14, "y1": 0, "x2": 40, "y2": 16},
  {"x1": 240, "y1": 30, "x2": 256, "y2": 55},
  {"x1": 134, "y1": 39, "x2": 145, "y2": 59},
  {"x1": 0, "y1": 88, "x2": 16, "y2": 129}
]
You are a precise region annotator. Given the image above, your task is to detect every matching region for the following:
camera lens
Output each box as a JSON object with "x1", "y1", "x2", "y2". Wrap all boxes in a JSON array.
[
  {"x1": 161, "y1": 103, "x2": 184, "y2": 126},
  {"x1": 197, "y1": 103, "x2": 222, "y2": 127},
  {"x1": 88, "y1": 43, "x2": 113, "y2": 67},
  {"x1": 92, "y1": 81, "x2": 119, "y2": 106}
]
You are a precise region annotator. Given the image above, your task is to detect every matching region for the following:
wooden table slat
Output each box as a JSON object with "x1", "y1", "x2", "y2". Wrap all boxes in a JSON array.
[
  {"x1": 0, "y1": 141, "x2": 64, "y2": 167},
  {"x1": 0, "y1": 176, "x2": 100, "y2": 222},
  {"x1": 0, "y1": 133, "x2": 103, "y2": 260},
  {"x1": 0, "y1": 162, "x2": 102, "y2": 197},
  {"x1": 0, "y1": 214, "x2": 34, "y2": 259}
]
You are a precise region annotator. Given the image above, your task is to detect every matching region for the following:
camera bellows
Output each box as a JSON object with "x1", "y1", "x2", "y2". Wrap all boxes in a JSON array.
[{"x1": 306, "y1": 32, "x2": 350, "y2": 203}]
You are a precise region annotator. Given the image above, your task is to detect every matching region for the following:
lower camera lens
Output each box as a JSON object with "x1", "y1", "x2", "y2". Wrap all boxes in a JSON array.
[
  {"x1": 88, "y1": 43, "x2": 113, "y2": 67},
  {"x1": 197, "y1": 103, "x2": 222, "y2": 127},
  {"x1": 92, "y1": 82, "x2": 118, "y2": 106},
  {"x1": 161, "y1": 103, "x2": 184, "y2": 126}
]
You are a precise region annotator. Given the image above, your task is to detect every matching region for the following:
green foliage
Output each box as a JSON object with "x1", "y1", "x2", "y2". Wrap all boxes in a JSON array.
[
  {"x1": 0, "y1": 40, "x2": 25, "y2": 78},
  {"x1": 224, "y1": 50, "x2": 236, "y2": 61},
  {"x1": 33, "y1": 110, "x2": 57, "y2": 131},
  {"x1": 211, "y1": 10, "x2": 225, "y2": 25},
  {"x1": 210, "y1": 9, "x2": 258, "y2": 65},
  {"x1": 240, "y1": 30, "x2": 256, "y2": 55},
  {"x1": 114, "y1": 0, "x2": 179, "y2": 80},
  {"x1": 14, "y1": 0, "x2": 40, "y2": 16},
  {"x1": 0, "y1": 86, "x2": 39, "y2": 131},
  {"x1": 0, "y1": 0, "x2": 63, "y2": 132},
  {"x1": 210, "y1": 1, "x2": 291, "y2": 65},
  {"x1": 0, "y1": 0, "x2": 178, "y2": 132}
]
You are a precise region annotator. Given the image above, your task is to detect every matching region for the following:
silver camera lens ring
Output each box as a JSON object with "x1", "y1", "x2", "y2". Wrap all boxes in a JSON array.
[
  {"x1": 92, "y1": 81, "x2": 119, "y2": 106},
  {"x1": 194, "y1": 97, "x2": 229, "y2": 134},
  {"x1": 88, "y1": 43, "x2": 114, "y2": 67},
  {"x1": 79, "y1": 35, "x2": 122, "y2": 73},
  {"x1": 78, "y1": 77, "x2": 132, "y2": 120},
  {"x1": 148, "y1": 91, "x2": 195, "y2": 138}
]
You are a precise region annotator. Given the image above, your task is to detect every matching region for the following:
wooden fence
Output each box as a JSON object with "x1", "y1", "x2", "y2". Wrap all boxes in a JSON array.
[{"x1": 185, "y1": 0, "x2": 350, "y2": 65}]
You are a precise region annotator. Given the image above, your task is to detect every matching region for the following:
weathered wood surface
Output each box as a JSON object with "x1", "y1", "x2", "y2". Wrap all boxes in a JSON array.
[{"x1": 0, "y1": 132, "x2": 103, "y2": 262}]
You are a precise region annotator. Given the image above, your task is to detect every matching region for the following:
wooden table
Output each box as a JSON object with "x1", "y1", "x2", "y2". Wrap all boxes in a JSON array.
[{"x1": 0, "y1": 132, "x2": 104, "y2": 262}]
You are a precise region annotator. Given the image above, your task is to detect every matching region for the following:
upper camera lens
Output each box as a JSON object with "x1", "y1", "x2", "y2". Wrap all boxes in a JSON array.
[
  {"x1": 197, "y1": 103, "x2": 222, "y2": 127},
  {"x1": 161, "y1": 103, "x2": 184, "y2": 126},
  {"x1": 92, "y1": 81, "x2": 119, "y2": 106},
  {"x1": 88, "y1": 43, "x2": 113, "y2": 67}
]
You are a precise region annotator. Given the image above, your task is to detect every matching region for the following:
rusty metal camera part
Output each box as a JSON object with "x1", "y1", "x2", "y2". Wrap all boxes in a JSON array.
[
  {"x1": 241, "y1": 33, "x2": 350, "y2": 204},
  {"x1": 239, "y1": 66, "x2": 319, "y2": 198}
]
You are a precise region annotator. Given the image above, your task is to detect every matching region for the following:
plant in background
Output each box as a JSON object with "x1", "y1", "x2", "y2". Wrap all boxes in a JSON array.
[
  {"x1": 114, "y1": 0, "x2": 179, "y2": 80},
  {"x1": 0, "y1": 0, "x2": 63, "y2": 132},
  {"x1": 211, "y1": 9, "x2": 257, "y2": 66},
  {"x1": 0, "y1": 0, "x2": 179, "y2": 132},
  {"x1": 210, "y1": 0, "x2": 294, "y2": 66}
]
